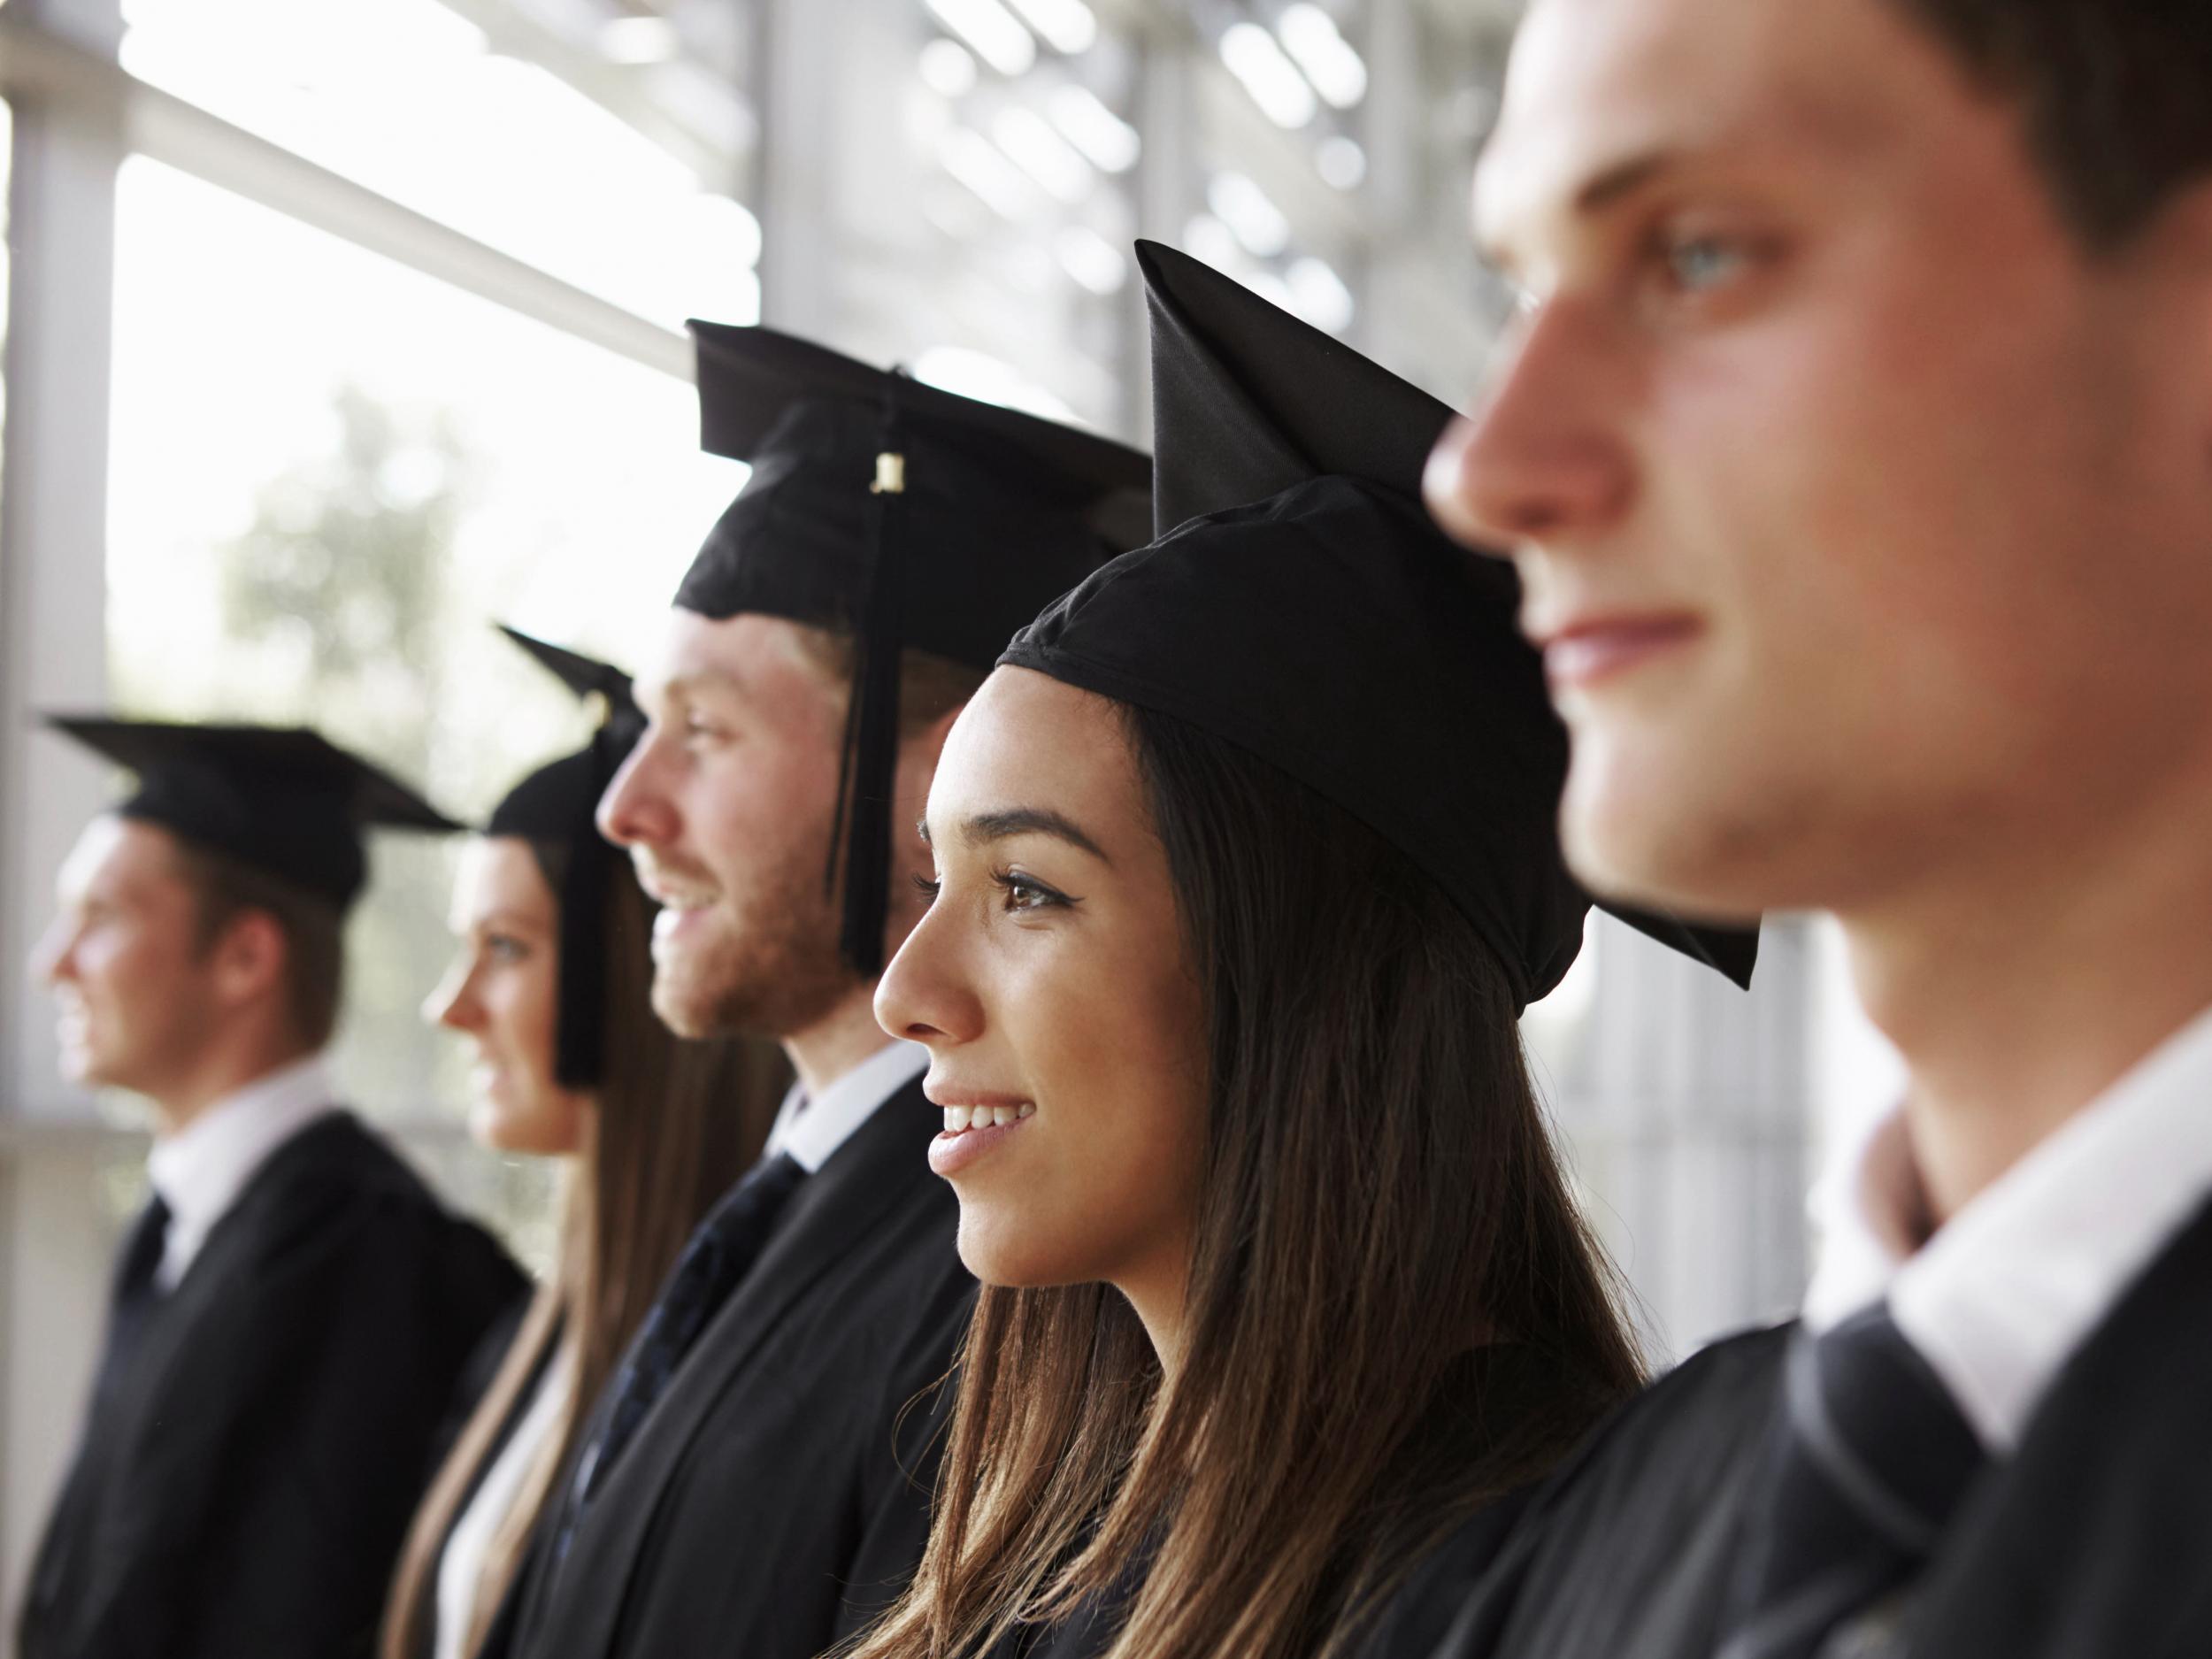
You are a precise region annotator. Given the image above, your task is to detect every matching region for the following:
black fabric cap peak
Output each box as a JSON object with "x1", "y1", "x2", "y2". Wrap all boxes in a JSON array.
[
  {"x1": 1002, "y1": 242, "x2": 1757, "y2": 1009},
  {"x1": 45, "y1": 717, "x2": 458, "y2": 910},
  {"x1": 1143, "y1": 242, "x2": 1439, "y2": 535},
  {"x1": 494, "y1": 624, "x2": 634, "y2": 710},
  {"x1": 485, "y1": 626, "x2": 643, "y2": 1087},
  {"x1": 676, "y1": 320, "x2": 1151, "y2": 977},
  {"x1": 679, "y1": 322, "x2": 1153, "y2": 656}
]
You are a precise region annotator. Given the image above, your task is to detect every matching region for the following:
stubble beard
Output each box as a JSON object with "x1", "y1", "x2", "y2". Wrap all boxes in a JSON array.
[{"x1": 649, "y1": 873, "x2": 858, "y2": 1044}]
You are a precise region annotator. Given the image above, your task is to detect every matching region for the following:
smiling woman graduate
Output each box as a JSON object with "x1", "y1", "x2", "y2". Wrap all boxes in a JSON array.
[
  {"x1": 377, "y1": 629, "x2": 787, "y2": 1659},
  {"x1": 849, "y1": 243, "x2": 1758, "y2": 1659}
]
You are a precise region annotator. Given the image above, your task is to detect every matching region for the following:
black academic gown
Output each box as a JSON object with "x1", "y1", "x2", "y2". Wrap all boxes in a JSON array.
[
  {"x1": 987, "y1": 1348, "x2": 1562, "y2": 1659},
  {"x1": 393, "y1": 1302, "x2": 554, "y2": 1659},
  {"x1": 1421, "y1": 1194, "x2": 2212, "y2": 1659},
  {"x1": 20, "y1": 1110, "x2": 525, "y2": 1659},
  {"x1": 499, "y1": 1078, "x2": 975, "y2": 1659}
]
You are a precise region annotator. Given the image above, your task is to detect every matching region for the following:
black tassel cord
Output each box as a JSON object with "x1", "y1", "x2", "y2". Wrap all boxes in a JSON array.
[{"x1": 825, "y1": 382, "x2": 910, "y2": 980}]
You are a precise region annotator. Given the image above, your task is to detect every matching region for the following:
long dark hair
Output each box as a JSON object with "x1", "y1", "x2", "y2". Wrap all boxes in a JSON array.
[
  {"x1": 381, "y1": 856, "x2": 788, "y2": 1659},
  {"x1": 849, "y1": 703, "x2": 1642, "y2": 1659}
]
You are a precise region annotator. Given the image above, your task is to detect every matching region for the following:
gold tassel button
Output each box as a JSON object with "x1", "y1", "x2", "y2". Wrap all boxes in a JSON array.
[{"x1": 870, "y1": 451, "x2": 908, "y2": 495}]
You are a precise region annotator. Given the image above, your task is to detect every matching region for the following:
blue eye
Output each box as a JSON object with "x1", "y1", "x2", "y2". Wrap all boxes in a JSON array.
[
  {"x1": 1662, "y1": 234, "x2": 1749, "y2": 293},
  {"x1": 486, "y1": 934, "x2": 530, "y2": 964}
]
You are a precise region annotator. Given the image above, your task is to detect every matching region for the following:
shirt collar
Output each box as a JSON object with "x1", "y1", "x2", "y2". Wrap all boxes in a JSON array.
[
  {"x1": 1804, "y1": 1001, "x2": 2212, "y2": 1453},
  {"x1": 763, "y1": 1041, "x2": 928, "y2": 1174},
  {"x1": 146, "y1": 1051, "x2": 339, "y2": 1287}
]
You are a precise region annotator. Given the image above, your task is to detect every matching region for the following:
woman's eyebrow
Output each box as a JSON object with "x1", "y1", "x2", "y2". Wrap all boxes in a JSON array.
[
  {"x1": 918, "y1": 806, "x2": 1111, "y2": 864},
  {"x1": 474, "y1": 908, "x2": 549, "y2": 933}
]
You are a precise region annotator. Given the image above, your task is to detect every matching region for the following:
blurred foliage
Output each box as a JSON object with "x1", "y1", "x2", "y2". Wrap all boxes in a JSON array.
[
  {"x1": 212, "y1": 383, "x2": 471, "y2": 1118},
  {"x1": 112, "y1": 383, "x2": 563, "y2": 1253}
]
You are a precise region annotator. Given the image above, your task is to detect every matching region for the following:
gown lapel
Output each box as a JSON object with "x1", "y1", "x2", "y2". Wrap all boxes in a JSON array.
[{"x1": 520, "y1": 1080, "x2": 941, "y2": 1658}]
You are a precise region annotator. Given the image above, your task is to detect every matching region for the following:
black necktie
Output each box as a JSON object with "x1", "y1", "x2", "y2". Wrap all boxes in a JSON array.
[
  {"x1": 93, "y1": 1194, "x2": 172, "y2": 1410},
  {"x1": 549, "y1": 1150, "x2": 807, "y2": 1561},
  {"x1": 1717, "y1": 1304, "x2": 1987, "y2": 1659},
  {"x1": 26, "y1": 1195, "x2": 173, "y2": 1637}
]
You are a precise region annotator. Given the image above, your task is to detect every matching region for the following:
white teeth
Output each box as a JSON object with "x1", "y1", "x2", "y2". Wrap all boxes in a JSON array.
[{"x1": 939, "y1": 1103, "x2": 1036, "y2": 1134}]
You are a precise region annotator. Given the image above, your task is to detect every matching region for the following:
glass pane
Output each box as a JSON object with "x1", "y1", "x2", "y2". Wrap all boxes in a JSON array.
[
  {"x1": 120, "y1": 0, "x2": 761, "y2": 331},
  {"x1": 0, "y1": 98, "x2": 12, "y2": 506},
  {"x1": 897, "y1": 7, "x2": 1142, "y2": 432},
  {"x1": 108, "y1": 157, "x2": 744, "y2": 1230}
]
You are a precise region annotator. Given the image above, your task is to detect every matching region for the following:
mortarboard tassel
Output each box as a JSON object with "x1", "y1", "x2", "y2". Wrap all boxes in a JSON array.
[
  {"x1": 825, "y1": 386, "x2": 911, "y2": 979},
  {"x1": 549, "y1": 714, "x2": 624, "y2": 1086}
]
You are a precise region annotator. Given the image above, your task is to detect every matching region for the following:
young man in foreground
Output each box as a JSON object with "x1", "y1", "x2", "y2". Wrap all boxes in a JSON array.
[{"x1": 1422, "y1": 2, "x2": 2212, "y2": 1654}]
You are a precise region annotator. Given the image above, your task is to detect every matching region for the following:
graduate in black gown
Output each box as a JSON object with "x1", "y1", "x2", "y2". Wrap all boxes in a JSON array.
[
  {"x1": 379, "y1": 629, "x2": 784, "y2": 1659},
  {"x1": 21, "y1": 719, "x2": 524, "y2": 1659},
  {"x1": 1410, "y1": 2, "x2": 2212, "y2": 1655},
  {"x1": 490, "y1": 326, "x2": 1152, "y2": 1659},
  {"x1": 846, "y1": 242, "x2": 1755, "y2": 1659}
]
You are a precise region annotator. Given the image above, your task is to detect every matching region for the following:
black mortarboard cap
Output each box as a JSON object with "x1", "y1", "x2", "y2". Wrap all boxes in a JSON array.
[
  {"x1": 43, "y1": 717, "x2": 459, "y2": 911},
  {"x1": 677, "y1": 321, "x2": 1152, "y2": 977},
  {"x1": 485, "y1": 626, "x2": 643, "y2": 1087},
  {"x1": 1001, "y1": 243, "x2": 1757, "y2": 1010}
]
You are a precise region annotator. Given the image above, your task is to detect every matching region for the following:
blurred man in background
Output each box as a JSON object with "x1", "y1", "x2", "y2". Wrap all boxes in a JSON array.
[{"x1": 21, "y1": 719, "x2": 523, "y2": 1659}]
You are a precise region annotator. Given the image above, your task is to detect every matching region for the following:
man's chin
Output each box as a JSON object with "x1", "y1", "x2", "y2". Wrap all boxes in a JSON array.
[
  {"x1": 649, "y1": 976, "x2": 724, "y2": 1041},
  {"x1": 1563, "y1": 757, "x2": 1782, "y2": 925},
  {"x1": 648, "y1": 955, "x2": 773, "y2": 1042},
  {"x1": 56, "y1": 1043, "x2": 104, "y2": 1088}
]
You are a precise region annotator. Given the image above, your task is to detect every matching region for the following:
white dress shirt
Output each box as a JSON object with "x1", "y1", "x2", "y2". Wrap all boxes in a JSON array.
[
  {"x1": 762, "y1": 1040, "x2": 929, "y2": 1173},
  {"x1": 1803, "y1": 1001, "x2": 2212, "y2": 1453},
  {"x1": 144, "y1": 1051, "x2": 339, "y2": 1290},
  {"x1": 434, "y1": 1360, "x2": 570, "y2": 1659}
]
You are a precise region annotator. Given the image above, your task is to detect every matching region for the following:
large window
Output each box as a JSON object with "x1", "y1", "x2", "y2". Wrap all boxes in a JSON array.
[
  {"x1": 120, "y1": 0, "x2": 761, "y2": 330},
  {"x1": 106, "y1": 157, "x2": 743, "y2": 1225},
  {"x1": 898, "y1": 0, "x2": 1144, "y2": 431},
  {"x1": 5, "y1": 0, "x2": 1819, "y2": 1363}
]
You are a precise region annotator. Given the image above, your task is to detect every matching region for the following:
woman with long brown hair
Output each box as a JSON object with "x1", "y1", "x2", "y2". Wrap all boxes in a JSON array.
[
  {"x1": 856, "y1": 244, "x2": 1757, "y2": 1659},
  {"x1": 379, "y1": 630, "x2": 786, "y2": 1659}
]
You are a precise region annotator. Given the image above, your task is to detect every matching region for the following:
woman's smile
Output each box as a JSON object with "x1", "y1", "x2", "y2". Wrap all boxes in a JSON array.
[
  {"x1": 927, "y1": 1107, "x2": 1035, "y2": 1177},
  {"x1": 926, "y1": 1087, "x2": 1038, "y2": 1177}
]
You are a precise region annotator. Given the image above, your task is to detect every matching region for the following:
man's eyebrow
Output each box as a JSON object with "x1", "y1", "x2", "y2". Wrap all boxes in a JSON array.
[
  {"x1": 1576, "y1": 148, "x2": 1680, "y2": 216},
  {"x1": 641, "y1": 666, "x2": 748, "y2": 711},
  {"x1": 670, "y1": 667, "x2": 749, "y2": 698},
  {"x1": 925, "y1": 807, "x2": 1112, "y2": 864},
  {"x1": 1479, "y1": 146, "x2": 1684, "y2": 269}
]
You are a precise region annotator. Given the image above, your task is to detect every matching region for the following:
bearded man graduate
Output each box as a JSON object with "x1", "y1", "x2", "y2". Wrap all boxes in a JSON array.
[
  {"x1": 489, "y1": 325, "x2": 1150, "y2": 1659},
  {"x1": 21, "y1": 720, "x2": 525, "y2": 1659},
  {"x1": 1411, "y1": 2, "x2": 2212, "y2": 1657}
]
